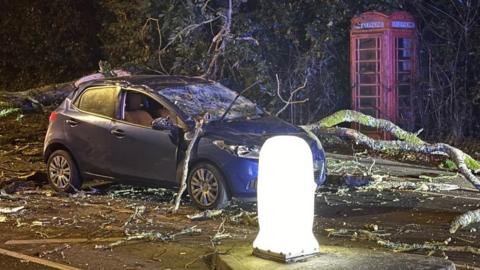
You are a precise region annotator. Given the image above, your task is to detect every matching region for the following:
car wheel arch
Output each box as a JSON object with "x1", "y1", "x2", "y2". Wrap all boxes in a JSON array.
[
  {"x1": 44, "y1": 143, "x2": 81, "y2": 174},
  {"x1": 188, "y1": 158, "x2": 232, "y2": 199}
]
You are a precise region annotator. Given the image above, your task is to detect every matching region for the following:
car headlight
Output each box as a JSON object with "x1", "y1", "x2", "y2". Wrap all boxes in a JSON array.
[{"x1": 213, "y1": 140, "x2": 260, "y2": 159}]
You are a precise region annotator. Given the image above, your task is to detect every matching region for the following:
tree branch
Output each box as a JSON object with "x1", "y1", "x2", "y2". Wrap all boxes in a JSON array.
[
  {"x1": 302, "y1": 110, "x2": 480, "y2": 189},
  {"x1": 275, "y1": 74, "x2": 309, "y2": 116}
]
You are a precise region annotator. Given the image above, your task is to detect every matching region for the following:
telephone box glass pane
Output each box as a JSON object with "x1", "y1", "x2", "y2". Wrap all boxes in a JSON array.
[
  {"x1": 359, "y1": 38, "x2": 376, "y2": 49},
  {"x1": 360, "y1": 108, "x2": 377, "y2": 118},
  {"x1": 398, "y1": 73, "x2": 410, "y2": 83},
  {"x1": 360, "y1": 62, "x2": 377, "y2": 73},
  {"x1": 398, "y1": 61, "x2": 411, "y2": 71},
  {"x1": 398, "y1": 49, "x2": 411, "y2": 60},
  {"x1": 360, "y1": 86, "x2": 377, "y2": 96},
  {"x1": 359, "y1": 50, "x2": 376, "y2": 60},
  {"x1": 397, "y1": 38, "x2": 412, "y2": 49},
  {"x1": 359, "y1": 74, "x2": 377, "y2": 84},
  {"x1": 360, "y1": 98, "x2": 377, "y2": 107}
]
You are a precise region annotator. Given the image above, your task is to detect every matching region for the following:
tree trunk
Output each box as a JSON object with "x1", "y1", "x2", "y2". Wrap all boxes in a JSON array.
[{"x1": 0, "y1": 82, "x2": 74, "y2": 112}]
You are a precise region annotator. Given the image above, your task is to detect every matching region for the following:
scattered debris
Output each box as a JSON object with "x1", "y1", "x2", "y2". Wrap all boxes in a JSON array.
[
  {"x1": 450, "y1": 209, "x2": 480, "y2": 234},
  {"x1": 107, "y1": 186, "x2": 174, "y2": 203},
  {"x1": 31, "y1": 220, "x2": 44, "y2": 226},
  {"x1": 229, "y1": 211, "x2": 257, "y2": 226},
  {"x1": 357, "y1": 179, "x2": 459, "y2": 192},
  {"x1": 39, "y1": 244, "x2": 71, "y2": 258},
  {"x1": 211, "y1": 218, "x2": 231, "y2": 244},
  {"x1": 0, "y1": 108, "x2": 21, "y2": 118},
  {"x1": 0, "y1": 247, "x2": 81, "y2": 270},
  {"x1": 0, "y1": 189, "x2": 17, "y2": 200},
  {"x1": 328, "y1": 228, "x2": 480, "y2": 256},
  {"x1": 187, "y1": 209, "x2": 223, "y2": 221},
  {"x1": 364, "y1": 223, "x2": 379, "y2": 232},
  {"x1": 122, "y1": 205, "x2": 146, "y2": 228},
  {"x1": 0, "y1": 205, "x2": 24, "y2": 214},
  {"x1": 95, "y1": 225, "x2": 202, "y2": 250}
]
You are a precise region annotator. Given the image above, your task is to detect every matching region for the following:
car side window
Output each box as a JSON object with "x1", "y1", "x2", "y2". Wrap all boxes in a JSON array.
[
  {"x1": 75, "y1": 86, "x2": 119, "y2": 118},
  {"x1": 121, "y1": 91, "x2": 163, "y2": 127}
]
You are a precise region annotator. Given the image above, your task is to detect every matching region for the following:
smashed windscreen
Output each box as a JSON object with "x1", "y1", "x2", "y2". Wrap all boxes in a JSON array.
[{"x1": 159, "y1": 83, "x2": 263, "y2": 120}]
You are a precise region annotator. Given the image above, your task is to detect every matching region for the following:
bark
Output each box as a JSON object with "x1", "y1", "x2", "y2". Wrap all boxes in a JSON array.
[
  {"x1": 312, "y1": 110, "x2": 426, "y2": 144},
  {"x1": 302, "y1": 110, "x2": 480, "y2": 189},
  {"x1": 450, "y1": 209, "x2": 480, "y2": 233},
  {"x1": 0, "y1": 82, "x2": 74, "y2": 112},
  {"x1": 172, "y1": 118, "x2": 205, "y2": 213}
]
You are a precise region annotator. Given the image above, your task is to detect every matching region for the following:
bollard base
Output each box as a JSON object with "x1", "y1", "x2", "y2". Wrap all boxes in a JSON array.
[{"x1": 253, "y1": 248, "x2": 319, "y2": 263}]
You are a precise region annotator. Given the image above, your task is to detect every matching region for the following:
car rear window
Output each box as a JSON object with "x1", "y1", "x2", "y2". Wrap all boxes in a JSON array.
[{"x1": 75, "y1": 86, "x2": 119, "y2": 118}]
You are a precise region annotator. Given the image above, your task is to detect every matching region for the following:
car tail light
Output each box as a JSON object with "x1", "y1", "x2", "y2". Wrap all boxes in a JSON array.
[{"x1": 49, "y1": 111, "x2": 58, "y2": 123}]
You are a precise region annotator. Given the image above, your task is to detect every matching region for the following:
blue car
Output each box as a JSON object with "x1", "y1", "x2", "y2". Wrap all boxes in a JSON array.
[{"x1": 43, "y1": 75, "x2": 326, "y2": 209}]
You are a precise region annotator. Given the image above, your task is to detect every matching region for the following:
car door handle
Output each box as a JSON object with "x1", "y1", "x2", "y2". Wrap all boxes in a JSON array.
[
  {"x1": 110, "y1": 129, "x2": 125, "y2": 138},
  {"x1": 65, "y1": 119, "x2": 78, "y2": 127}
]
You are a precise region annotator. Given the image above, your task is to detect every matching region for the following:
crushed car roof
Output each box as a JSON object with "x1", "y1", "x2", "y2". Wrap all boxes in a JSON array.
[{"x1": 80, "y1": 75, "x2": 214, "y2": 91}]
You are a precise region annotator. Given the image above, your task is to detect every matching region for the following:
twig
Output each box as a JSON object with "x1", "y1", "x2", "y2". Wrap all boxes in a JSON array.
[
  {"x1": 161, "y1": 16, "x2": 221, "y2": 56},
  {"x1": 275, "y1": 74, "x2": 309, "y2": 116},
  {"x1": 122, "y1": 205, "x2": 146, "y2": 229},
  {"x1": 39, "y1": 244, "x2": 71, "y2": 258},
  {"x1": 184, "y1": 248, "x2": 233, "y2": 269},
  {"x1": 141, "y1": 18, "x2": 168, "y2": 74}
]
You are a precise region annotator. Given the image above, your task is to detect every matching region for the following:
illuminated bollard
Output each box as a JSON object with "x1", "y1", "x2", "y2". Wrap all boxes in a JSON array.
[{"x1": 253, "y1": 135, "x2": 319, "y2": 263}]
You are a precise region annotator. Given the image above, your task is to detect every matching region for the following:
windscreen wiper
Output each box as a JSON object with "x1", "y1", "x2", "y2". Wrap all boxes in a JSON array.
[{"x1": 219, "y1": 81, "x2": 259, "y2": 122}]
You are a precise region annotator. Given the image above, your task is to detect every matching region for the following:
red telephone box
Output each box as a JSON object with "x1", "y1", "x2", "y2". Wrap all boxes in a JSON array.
[{"x1": 350, "y1": 11, "x2": 416, "y2": 138}]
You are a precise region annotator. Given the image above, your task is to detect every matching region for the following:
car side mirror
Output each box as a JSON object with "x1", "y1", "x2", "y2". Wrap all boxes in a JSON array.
[{"x1": 152, "y1": 117, "x2": 175, "y2": 131}]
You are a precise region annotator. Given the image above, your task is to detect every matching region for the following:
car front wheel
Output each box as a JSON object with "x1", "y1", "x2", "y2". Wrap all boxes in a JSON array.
[
  {"x1": 47, "y1": 150, "x2": 82, "y2": 193},
  {"x1": 187, "y1": 162, "x2": 229, "y2": 209}
]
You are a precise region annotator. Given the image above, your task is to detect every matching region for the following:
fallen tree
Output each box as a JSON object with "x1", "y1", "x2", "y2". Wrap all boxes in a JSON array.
[
  {"x1": 2, "y1": 78, "x2": 479, "y2": 192},
  {"x1": 301, "y1": 110, "x2": 480, "y2": 190},
  {"x1": 0, "y1": 82, "x2": 74, "y2": 113}
]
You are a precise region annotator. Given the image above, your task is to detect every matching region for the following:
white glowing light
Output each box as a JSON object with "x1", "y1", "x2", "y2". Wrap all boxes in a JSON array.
[{"x1": 253, "y1": 135, "x2": 319, "y2": 262}]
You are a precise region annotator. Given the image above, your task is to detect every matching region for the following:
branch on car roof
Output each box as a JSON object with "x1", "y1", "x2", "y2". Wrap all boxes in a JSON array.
[
  {"x1": 171, "y1": 116, "x2": 206, "y2": 213},
  {"x1": 301, "y1": 110, "x2": 480, "y2": 190}
]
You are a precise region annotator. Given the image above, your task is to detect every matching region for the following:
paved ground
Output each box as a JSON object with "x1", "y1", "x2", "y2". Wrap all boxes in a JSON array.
[{"x1": 214, "y1": 245, "x2": 456, "y2": 270}]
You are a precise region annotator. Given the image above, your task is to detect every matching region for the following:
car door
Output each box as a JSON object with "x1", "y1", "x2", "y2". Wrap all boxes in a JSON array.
[
  {"x1": 109, "y1": 89, "x2": 178, "y2": 185},
  {"x1": 65, "y1": 85, "x2": 119, "y2": 178}
]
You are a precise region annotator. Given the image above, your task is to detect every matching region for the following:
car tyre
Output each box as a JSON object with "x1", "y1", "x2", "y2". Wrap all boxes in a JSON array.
[
  {"x1": 47, "y1": 150, "x2": 82, "y2": 193},
  {"x1": 187, "y1": 162, "x2": 229, "y2": 210}
]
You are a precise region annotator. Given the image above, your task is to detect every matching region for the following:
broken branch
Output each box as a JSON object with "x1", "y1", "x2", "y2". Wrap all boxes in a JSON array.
[
  {"x1": 302, "y1": 110, "x2": 480, "y2": 189},
  {"x1": 450, "y1": 209, "x2": 480, "y2": 234},
  {"x1": 172, "y1": 117, "x2": 205, "y2": 213},
  {"x1": 275, "y1": 74, "x2": 309, "y2": 116}
]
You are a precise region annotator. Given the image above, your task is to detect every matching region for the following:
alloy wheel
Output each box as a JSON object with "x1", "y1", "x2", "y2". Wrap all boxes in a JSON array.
[
  {"x1": 190, "y1": 168, "x2": 219, "y2": 207},
  {"x1": 49, "y1": 155, "x2": 71, "y2": 189}
]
